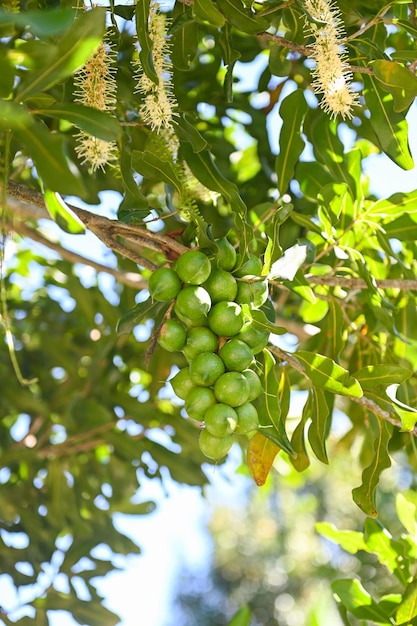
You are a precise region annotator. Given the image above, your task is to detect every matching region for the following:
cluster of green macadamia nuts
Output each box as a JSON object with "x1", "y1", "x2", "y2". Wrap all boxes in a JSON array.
[{"x1": 148, "y1": 238, "x2": 270, "y2": 461}]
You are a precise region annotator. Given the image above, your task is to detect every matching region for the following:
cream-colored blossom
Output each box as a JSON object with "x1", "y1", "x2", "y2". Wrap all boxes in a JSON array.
[
  {"x1": 74, "y1": 41, "x2": 118, "y2": 172},
  {"x1": 303, "y1": 0, "x2": 358, "y2": 119},
  {"x1": 135, "y1": 1, "x2": 177, "y2": 132}
]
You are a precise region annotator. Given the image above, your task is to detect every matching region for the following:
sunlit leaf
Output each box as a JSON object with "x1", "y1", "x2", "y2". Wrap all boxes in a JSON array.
[
  {"x1": 247, "y1": 432, "x2": 280, "y2": 486},
  {"x1": 43, "y1": 190, "x2": 85, "y2": 234},
  {"x1": 372, "y1": 59, "x2": 417, "y2": 113},
  {"x1": 353, "y1": 365, "x2": 412, "y2": 391},
  {"x1": 396, "y1": 493, "x2": 417, "y2": 537},
  {"x1": 316, "y1": 522, "x2": 368, "y2": 554},
  {"x1": 308, "y1": 388, "x2": 330, "y2": 464},
  {"x1": 294, "y1": 351, "x2": 363, "y2": 398},
  {"x1": 364, "y1": 518, "x2": 399, "y2": 575},
  {"x1": 227, "y1": 605, "x2": 251, "y2": 626},
  {"x1": 332, "y1": 579, "x2": 397, "y2": 623},
  {"x1": 386, "y1": 383, "x2": 417, "y2": 431}
]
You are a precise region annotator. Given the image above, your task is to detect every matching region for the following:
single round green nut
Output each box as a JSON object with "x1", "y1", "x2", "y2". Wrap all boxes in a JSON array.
[
  {"x1": 204, "y1": 403, "x2": 238, "y2": 437},
  {"x1": 233, "y1": 254, "x2": 263, "y2": 278},
  {"x1": 236, "y1": 402, "x2": 259, "y2": 434},
  {"x1": 175, "y1": 250, "x2": 211, "y2": 285},
  {"x1": 219, "y1": 339, "x2": 254, "y2": 372},
  {"x1": 208, "y1": 301, "x2": 244, "y2": 337},
  {"x1": 199, "y1": 428, "x2": 234, "y2": 461},
  {"x1": 236, "y1": 323, "x2": 269, "y2": 354},
  {"x1": 174, "y1": 286, "x2": 211, "y2": 326},
  {"x1": 235, "y1": 279, "x2": 269, "y2": 308},
  {"x1": 242, "y1": 368, "x2": 263, "y2": 402},
  {"x1": 185, "y1": 386, "x2": 217, "y2": 420},
  {"x1": 213, "y1": 371, "x2": 250, "y2": 407},
  {"x1": 170, "y1": 367, "x2": 196, "y2": 400},
  {"x1": 203, "y1": 269, "x2": 238, "y2": 304},
  {"x1": 148, "y1": 268, "x2": 181, "y2": 302},
  {"x1": 182, "y1": 326, "x2": 218, "y2": 361},
  {"x1": 189, "y1": 352, "x2": 225, "y2": 387},
  {"x1": 157, "y1": 319, "x2": 186, "y2": 352},
  {"x1": 215, "y1": 237, "x2": 237, "y2": 271}
]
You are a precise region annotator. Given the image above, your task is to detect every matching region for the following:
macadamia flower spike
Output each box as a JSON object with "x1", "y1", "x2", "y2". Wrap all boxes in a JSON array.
[
  {"x1": 74, "y1": 40, "x2": 118, "y2": 173},
  {"x1": 303, "y1": 0, "x2": 359, "y2": 119},
  {"x1": 135, "y1": 1, "x2": 177, "y2": 132}
]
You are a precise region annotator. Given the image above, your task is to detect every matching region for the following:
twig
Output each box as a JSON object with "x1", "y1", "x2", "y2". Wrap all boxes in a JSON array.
[{"x1": 306, "y1": 275, "x2": 417, "y2": 290}]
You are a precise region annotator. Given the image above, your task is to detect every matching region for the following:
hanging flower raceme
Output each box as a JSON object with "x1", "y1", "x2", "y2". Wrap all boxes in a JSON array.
[
  {"x1": 74, "y1": 40, "x2": 118, "y2": 172},
  {"x1": 303, "y1": 0, "x2": 358, "y2": 119},
  {"x1": 135, "y1": 1, "x2": 177, "y2": 134}
]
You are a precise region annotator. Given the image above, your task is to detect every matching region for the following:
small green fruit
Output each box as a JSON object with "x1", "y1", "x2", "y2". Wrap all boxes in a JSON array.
[
  {"x1": 208, "y1": 301, "x2": 244, "y2": 337},
  {"x1": 236, "y1": 402, "x2": 259, "y2": 434},
  {"x1": 242, "y1": 368, "x2": 263, "y2": 402},
  {"x1": 185, "y1": 386, "x2": 217, "y2": 420},
  {"x1": 219, "y1": 339, "x2": 254, "y2": 372},
  {"x1": 174, "y1": 286, "x2": 211, "y2": 326},
  {"x1": 233, "y1": 254, "x2": 263, "y2": 278},
  {"x1": 203, "y1": 269, "x2": 238, "y2": 303},
  {"x1": 214, "y1": 371, "x2": 250, "y2": 407},
  {"x1": 148, "y1": 268, "x2": 181, "y2": 301},
  {"x1": 199, "y1": 428, "x2": 234, "y2": 460},
  {"x1": 204, "y1": 403, "x2": 238, "y2": 437},
  {"x1": 183, "y1": 327, "x2": 218, "y2": 361},
  {"x1": 157, "y1": 319, "x2": 186, "y2": 352},
  {"x1": 189, "y1": 352, "x2": 225, "y2": 387},
  {"x1": 235, "y1": 279, "x2": 269, "y2": 308},
  {"x1": 216, "y1": 237, "x2": 237, "y2": 271},
  {"x1": 170, "y1": 368, "x2": 196, "y2": 400},
  {"x1": 175, "y1": 250, "x2": 211, "y2": 285},
  {"x1": 236, "y1": 323, "x2": 269, "y2": 354}
]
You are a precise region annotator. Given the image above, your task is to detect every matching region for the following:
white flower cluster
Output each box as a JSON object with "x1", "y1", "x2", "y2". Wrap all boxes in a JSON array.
[
  {"x1": 136, "y1": 1, "x2": 177, "y2": 134},
  {"x1": 74, "y1": 41, "x2": 118, "y2": 172},
  {"x1": 303, "y1": 0, "x2": 358, "y2": 119}
]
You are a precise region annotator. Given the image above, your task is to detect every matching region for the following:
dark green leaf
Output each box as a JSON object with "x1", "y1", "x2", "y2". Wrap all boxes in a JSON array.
[
  {"x1": 352, "y1": 419, "x2": 393, "y2": 517},
  {"x1": 363, "y1": 73, "x2": 414, "y2": 170},
  {"x1": 174, "y1": 113, "x2": 209, "y2": 152},
  {"x1": 216, "y1": 0, "x2": 269, "y2": 34},
  {"x1": 16, "y1": 8, "x2": 107, "y2": 101},
  {"x1": 383, "y1": 213, "x2": 417, "y2": 241},
  {"x1": 136, "y1": 0, "x2": 158, "y2": 84},
  {"x1": 0, "y1": 7, "x2": 76, "y2": 35},
  {"x1": 132, "y1": 149, "x2": 183, "y2": 195},
  {"x1": 193, "y1": 0, "x2": 225, "y2": 27},
  {"x1": 353, "y1": 364, "x2": 412, "y2": 391},
  {"x1": 116, "y1": 298, "x2": 169, "y2": 335},
  {"x1": 36, "y1": 104, "x2": 121, "y2": 141},
  {"x1": 275, "y1": 89, "x2": 307, "y2": 195},
  {"x1": 171, "y1": 4, "x2": 199, "y2": 70}
]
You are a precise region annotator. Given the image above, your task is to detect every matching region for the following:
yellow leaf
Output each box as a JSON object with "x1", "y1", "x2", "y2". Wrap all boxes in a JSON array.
[{"x1": 247, "y1": 432, "x2": 280, "y2": 486}]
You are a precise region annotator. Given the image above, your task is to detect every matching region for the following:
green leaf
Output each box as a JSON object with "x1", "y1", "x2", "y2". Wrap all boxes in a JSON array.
[
  {"x1": 193, "y1": 0, "x2": 225, "y2": 27},
  {"x1": 396, "y1": 493, "x2": 417, "y2": 537},
  {"x1": 369, "y1": 189, "x2": 417, "y2": 217},
  {"x1": 43, "y1": 190, "x2": 85, "y2": 234},
  {"x1": 181, "y1": 142, "x2": 247, "y2": 216},
  {"x1": 16, "y1": 8, "x2": 107, "y2": 101},
  {"x1": 397, "y1": 580, "x2": 417, "y2": 625},
  {"x1": 219, "y1": 24, "x2": 241, "y2": 103},
  {"x1": 327, "y1": 297, "x2": 345, "y2": 361},
  {"x1": 386, "y1": 383, "x2": 417, "y2": 431},
  {"x1": 290, "y1": 395, "x2": 310, "y2": 472},
  {"x1": 257, "y1": 349, "x2": 295, "y2": 457},
  {"x1": 0, "y1": 100, "x2": 84, "y2": 195},
  {"x1": 0, "y1": 47, "x2": 15, "y2": 98},
  {"x1": 227, "y1": 605, "x2": 251, "y2": 626},
  {"x1": 132, "y1": 150, "x2": 183, "y2": 195},
  {"x1": 136, "y1": 0, "x2": 158, "y2": 84},
  {"x1": 216, "y1": 0, "x2": 269, "y2": 34},
  {"x1": 116, "y1": 298, "x2": 169, "y2": 335},
  {"x1": 250, "y1": 308, "x2": 287, "y2": 336},
  {"x1": 363, "y1": 74, "x2": 414, "y2": 170},
  {"x1": 36, "y1": 104, "x2": 121, "y2": 142},
  {"x1": 364, "y1": 518, "x2": 399, "y2": 575},
  {"x1": 0, "y1": 7, "x2": 76, "y2": 35},
  {"x1": 383, "y1": 213, "x2": 417, "y2": 241},
  {"x1": 171, "y1": 4, "x2": 199, "y2": 70},
  {"x1": 308, "y1": 388, "x2": 330, "y2": 464},
  {"x1": 371, "y1": 60, "x2": 417, "y2": 113},
  {"x1": 352, "y1": 419, "x2": 393, "y2": 517},
  {"x1": 283, "y1": 269, "x2": 317, "y2": 303},
  {"x1": 316, "y1": 522, "x2": 368, "y2": 554},
  {"x1": 174, "y1": 114, "x2": 208, "y2": 152},
  {"x1": 353, "y1": 365, "x2": 412, "y2": 391},
  {"x1": 332, "y1": 578, "x2": 396, "y2": 623},
  {"x1": 275, "y1": 89, "x2": 307, "y2": 195},
  {"x1": 294, "y1": 351, "x2": 363, "y2": 398}
]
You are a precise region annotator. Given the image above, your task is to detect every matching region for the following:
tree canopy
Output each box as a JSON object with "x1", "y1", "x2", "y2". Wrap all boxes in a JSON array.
[{"x1": 2, "y1": 0, "x2": 417, "y2": 624}]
